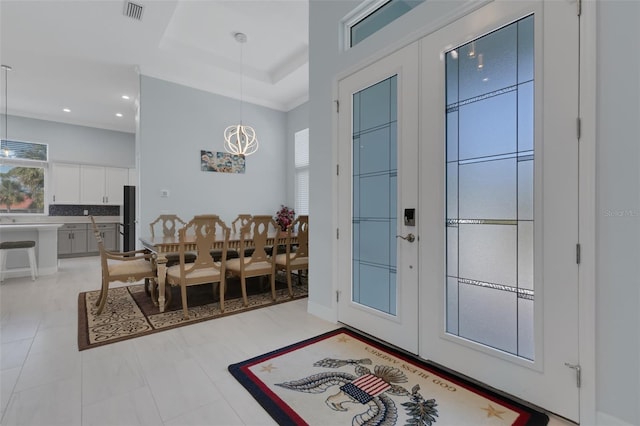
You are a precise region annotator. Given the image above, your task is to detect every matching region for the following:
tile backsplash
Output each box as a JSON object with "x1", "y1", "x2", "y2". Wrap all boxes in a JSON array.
[{"x1": 49, "y1": 205, "x2": 120, "y2": 216}]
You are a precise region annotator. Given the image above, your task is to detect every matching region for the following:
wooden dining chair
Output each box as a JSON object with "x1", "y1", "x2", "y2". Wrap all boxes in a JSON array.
[
  {"x1": 149, "y1": 214, "x2": 188, "y2": 238},
  {"x1": 231, "y1": 214, "x2": 252, "y2": 234},
  {"x1": 147, "y1": 214, "x2": 196, "y2": 296},
  {"x1": 165, "y1": 215, "x2": 230, "y2": 319},
  {"x1": 90, "y1": 216, "x2": 157, "y2": 315},
  {"x1": 275, "y1": 215, "x2": 308, "y2": 298},
  {"x1": 225, "y1": 215, "x2": 279, "y2": 307},
  {"x1": 228, "y1": 214, "x2": 253, "y2": 259}
]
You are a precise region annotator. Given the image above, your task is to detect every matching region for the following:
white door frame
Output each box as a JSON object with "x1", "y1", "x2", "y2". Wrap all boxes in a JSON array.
[
  {"x1": 329, "y1": 1, "x2": 597, "y2": 423},
  {"x1": 336, "y1": 42, "x2": 421, "y2": 354}
]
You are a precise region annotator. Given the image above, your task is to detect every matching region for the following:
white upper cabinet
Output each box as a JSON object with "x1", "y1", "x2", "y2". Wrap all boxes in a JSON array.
[
  {"x1": 80, "y1": 165, "x2": 106, "y2": 204},
  {"x1": 52, "y1": 163, "x2": 129, "y2": 205},
  {"x1": 105, "y1": 167, "x2": 129, "y2": 205},
  {"x1": 51, "y1": 163, "x2": 81, "y2": 204}
]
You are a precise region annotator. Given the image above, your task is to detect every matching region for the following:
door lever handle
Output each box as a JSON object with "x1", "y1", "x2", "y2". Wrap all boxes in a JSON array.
[{"x1": 396, "y1": 233, "x2": 416, "y2": 243}]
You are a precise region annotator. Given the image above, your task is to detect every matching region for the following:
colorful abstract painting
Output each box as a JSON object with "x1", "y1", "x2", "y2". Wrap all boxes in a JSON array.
[{"x1": 201, "y1": 150, "x2": 245, "y2": 173}]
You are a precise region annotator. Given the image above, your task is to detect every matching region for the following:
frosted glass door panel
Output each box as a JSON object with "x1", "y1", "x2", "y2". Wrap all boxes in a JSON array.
[
  {"x1": 458, "y1": 93, "x2": 517, "y2": 160},
  {"x1": 459, "y1": 283, "x2": 517, "y2": 354},
  {"x1": 458, "y1": 224, "x2": 517, "y2": 286},
  {"x1": 446, "y1": 16, "x2": 535, "y2": 360},
  {"x1": 458, "y1": 24, "x2": 517, "y2": 100},
  {"x1": 352, "y1": 75, "x2": 398, "y2": 316},
  {"x1": 459, "y1": 159, "x2": 517, "y2": 219},
  {"x1": 359, "y1": 126, "x2": 397, "y2": 174}
]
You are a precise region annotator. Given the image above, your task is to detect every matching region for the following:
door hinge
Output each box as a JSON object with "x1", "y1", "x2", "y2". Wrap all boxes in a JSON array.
[
  {"x1": 335, "y1": 100, "x2": 339, "y2": 113},
  {"x1": 336, "y1": 290, "x2": 340, "y2": 302},
  {"x1": 336, "y1": 228, "x2": 340, "y2": 239},
  {"x1": 576, "y1": 243, "x2": 581, "y2": 264},
  {"x1": 577, "y1": 0, "x2": 582, "y2": 16},
  {"x1": 576, "y1": 117, "x2": 582, "y2": 140},
  {"x1": 565, "y1": 363, "x2": 581, "y2": 387},
  {"x1": 336, "y1": 164, "x2": 339, "y2": 176}
]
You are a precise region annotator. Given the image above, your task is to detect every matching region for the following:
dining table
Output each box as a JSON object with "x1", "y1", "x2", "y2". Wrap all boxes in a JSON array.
[{"x1": 139, "y1": 231, "x2": 297, "y2": 312}]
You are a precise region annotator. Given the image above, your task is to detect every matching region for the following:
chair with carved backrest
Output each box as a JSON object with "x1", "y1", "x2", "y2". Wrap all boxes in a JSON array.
[
  {"x1": 147, "y1": 214, "x2": 197, "y2": 297},
  {"x1": 227, "y1": 214, "x2": 252, "y2": 259},
  {"x1": 225, "y1": 215, "x2": 279, "y2": 307},
  {"x1": 150, "y1": 214, "x2": 188, "y2": 238},
  {"x1": 275, "y1": 215, "x2": 308, "y2": 298},
  {"x1": 165, "y1": 215, "x2": 230, "y2": 319},
  {"x1": 90, "y1": 216, "x2": 156, "y2": 315},
  {"x1": 231, "y1": 214, "x2": 252, "y2": 234}
]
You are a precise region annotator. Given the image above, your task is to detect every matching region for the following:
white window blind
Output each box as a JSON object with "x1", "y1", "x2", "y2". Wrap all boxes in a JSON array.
[{"x1": 294, "y1": 128, "x2": 309, "y2": 215}]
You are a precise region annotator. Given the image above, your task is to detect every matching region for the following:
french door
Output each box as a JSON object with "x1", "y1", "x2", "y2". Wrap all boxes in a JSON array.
[
  {"x1": 419, "y1": 1, "x2": 580, "y2": 421},
  {"x1": 337, "y1": 42, "x2": 420, "y2": 353},
  {"x1": 337, "y1": 0, "x2": 580, "y2": 421}
]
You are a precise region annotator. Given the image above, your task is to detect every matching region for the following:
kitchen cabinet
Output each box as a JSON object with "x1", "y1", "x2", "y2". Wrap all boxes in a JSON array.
[
  {"x1": 51, "y1": 163, "x2": 81, "y2": 204},
  {"x1": 51, "y1": 163, "x2": 129, "y2": 205},
  {"x1": 81, "y1": 166, "x2": 128, "y2": 205},
  {"x1": 87, "y1": 223, "x2": 119, "y2": 252},
  {"x1": 57, "y1": 224, "x2": 88, "y2": 257},
  {"x1": 58, "y1": 222, "x2": 119, "y2": 258}
]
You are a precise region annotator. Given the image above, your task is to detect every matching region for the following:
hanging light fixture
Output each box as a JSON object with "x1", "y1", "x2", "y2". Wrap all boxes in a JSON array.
[
  {"x1": 224, "y1": 32, "x2": 259, "y2": 156},
  {"x1": 1, "y1": 64, "x2": 12, "y2": 158}
]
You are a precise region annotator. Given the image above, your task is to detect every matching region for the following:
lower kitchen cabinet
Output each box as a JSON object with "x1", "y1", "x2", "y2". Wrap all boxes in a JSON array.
[
  {"x1": 58, "y1": 222, "x2": 119, "y2": 258},
  {"x1": 58, "y1": 224, "x2": 88, "y2": 257},
  {"x1": 87, "y1": 223, "x2": 119, "y2": 252}
]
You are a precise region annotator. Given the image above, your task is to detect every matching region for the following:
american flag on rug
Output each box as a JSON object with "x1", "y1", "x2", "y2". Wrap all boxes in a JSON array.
[{"x1": 340, "y1": 374, "x2": 391, "y2": 404}]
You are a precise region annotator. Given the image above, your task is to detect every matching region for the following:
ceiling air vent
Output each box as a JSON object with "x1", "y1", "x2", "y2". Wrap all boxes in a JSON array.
[{"x1": 123, "y1": 1, "x2": 144, "y2": 21}]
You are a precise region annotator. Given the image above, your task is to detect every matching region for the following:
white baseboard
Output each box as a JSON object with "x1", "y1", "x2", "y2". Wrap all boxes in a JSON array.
[
  {"x1": 307, "y1": 300, "x2": 337, "y2": 323},
  {"x1": 596, "y1": 411, "x2": 634, "y2": 426}
]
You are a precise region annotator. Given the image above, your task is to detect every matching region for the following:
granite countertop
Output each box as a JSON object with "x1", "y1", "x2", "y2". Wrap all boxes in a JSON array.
[{"x1": 0, "y1": 216, "x2": 122, "y2": 225}]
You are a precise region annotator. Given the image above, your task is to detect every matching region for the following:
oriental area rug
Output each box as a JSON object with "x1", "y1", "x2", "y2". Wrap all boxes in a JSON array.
[
  {"x1": 228, "y1": 328, "x2": 549, "y2": 426},
  {"x1": 78, "y1": 274, "x2": 307, "y2": 351}
]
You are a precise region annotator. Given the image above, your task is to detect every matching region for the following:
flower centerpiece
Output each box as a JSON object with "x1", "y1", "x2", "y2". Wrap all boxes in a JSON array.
[{"x1": 275, "y1": 205, "x2": 295, "y2": 232}]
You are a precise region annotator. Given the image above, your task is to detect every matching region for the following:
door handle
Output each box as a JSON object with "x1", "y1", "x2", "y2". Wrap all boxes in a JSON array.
[{"x1": 396, "y1": 233, "x2": 415, "y2": 243}]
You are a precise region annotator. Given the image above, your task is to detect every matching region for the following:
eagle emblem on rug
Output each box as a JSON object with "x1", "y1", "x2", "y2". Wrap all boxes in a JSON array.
[{"x1": 276, "y1": 358, "x2": 438, "y2": 426}]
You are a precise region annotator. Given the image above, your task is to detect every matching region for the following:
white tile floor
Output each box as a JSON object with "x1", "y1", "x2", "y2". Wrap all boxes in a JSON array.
[{"x1": 0, "y1": 257, "x2": 574, "y2": 425}]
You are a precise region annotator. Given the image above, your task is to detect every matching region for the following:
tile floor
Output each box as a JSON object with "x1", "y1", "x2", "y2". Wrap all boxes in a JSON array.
[{"x1": 1, "y1": 257, "x2": 574, "y2": 425}]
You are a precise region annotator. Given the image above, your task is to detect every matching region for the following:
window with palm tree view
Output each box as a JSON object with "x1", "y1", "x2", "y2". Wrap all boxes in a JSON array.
[{"x1": 0, "y1": 139, "x2": 47, "y2": 214}]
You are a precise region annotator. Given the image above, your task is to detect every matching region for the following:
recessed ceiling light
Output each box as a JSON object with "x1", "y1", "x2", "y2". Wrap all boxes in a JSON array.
[
  {"x1": 115, "y1": 113, "x2": 123, "y2": 118},
  {"x1": 63, "y1": 108, "x2": 71, "y2": 112},
  {"x1": 121, "y1": 95, "x2": 130, "y2": 100}
]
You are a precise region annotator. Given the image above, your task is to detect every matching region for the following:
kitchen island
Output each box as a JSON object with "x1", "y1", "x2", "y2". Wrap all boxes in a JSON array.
[{"x1": 0, "y1": 223, "x2": 63, "y2": 279}]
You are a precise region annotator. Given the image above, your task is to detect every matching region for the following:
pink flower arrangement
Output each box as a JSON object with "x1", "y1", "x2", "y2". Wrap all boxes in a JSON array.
[{"x1": 275, "y1": 205, "x2": 295, "y2": 231}]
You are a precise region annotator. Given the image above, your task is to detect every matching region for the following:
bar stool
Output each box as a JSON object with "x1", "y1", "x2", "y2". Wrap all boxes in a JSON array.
[{"x1": 0, "y1": 240, "x2": 38, "y2": 282}]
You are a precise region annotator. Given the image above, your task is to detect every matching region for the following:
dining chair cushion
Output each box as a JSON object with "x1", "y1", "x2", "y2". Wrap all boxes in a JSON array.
[
  {"x1": 225, "y1": 258, "x2": 272, "y2": 274},
  {"x1": 166, "y1": 264, "x2": 223, "y2": 282},
  {"x1": 274, "y1": 254, "x2": 309, "y2": 269},
  {"x1": 108, "y1": 259, "x2": 154, "y2": 276}
]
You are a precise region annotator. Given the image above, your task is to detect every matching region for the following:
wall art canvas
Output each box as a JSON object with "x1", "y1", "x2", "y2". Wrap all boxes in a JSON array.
[{"x1": 201, "y1": 150, "x2": 245, "y2": 174}]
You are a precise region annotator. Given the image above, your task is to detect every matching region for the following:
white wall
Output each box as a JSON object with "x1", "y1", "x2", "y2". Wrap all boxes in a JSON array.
[
  {"x1": 0, "y1": 114, "x2": 134, "y2": 166},
  {"x1": 138, "y1": 76, "x2": 288, "y2": 230},
  {"x1": 308, "y1": 0, "x2": 640, "y2": 424}
]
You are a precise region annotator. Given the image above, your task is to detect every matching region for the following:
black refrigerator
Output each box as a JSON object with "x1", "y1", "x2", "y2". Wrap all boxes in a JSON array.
[{"x1": 122, "y1": 185, "x2": 136, "y2": 252}]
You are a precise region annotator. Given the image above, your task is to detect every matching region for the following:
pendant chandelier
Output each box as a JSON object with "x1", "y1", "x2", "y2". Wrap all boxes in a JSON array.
[
  {"x1": 224, "y1": 32, "x2": 258, "y2": 156},
  {"x1": 1, "y1": 64, "x2": 12, "y2": 158}
]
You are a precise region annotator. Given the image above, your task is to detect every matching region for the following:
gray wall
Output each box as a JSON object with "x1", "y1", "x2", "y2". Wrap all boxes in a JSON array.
[
  {"x1": 308, "y1": 0, "x2": 639, "y2": 424},
  {"x1": 595, "y1": 1, "x2": 640, "y2": 424},
  {"x1": 137, "y1": 75, "x2": 289, "y2": 230},
  {"x1": 0, "y1": 114, "x2": 134, "y2": 166}
]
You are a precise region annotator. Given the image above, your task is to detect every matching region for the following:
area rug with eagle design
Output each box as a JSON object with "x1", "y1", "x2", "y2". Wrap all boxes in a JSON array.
[{"x1": 228, "y1": 328, "x2": 549, "y2": 426}]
